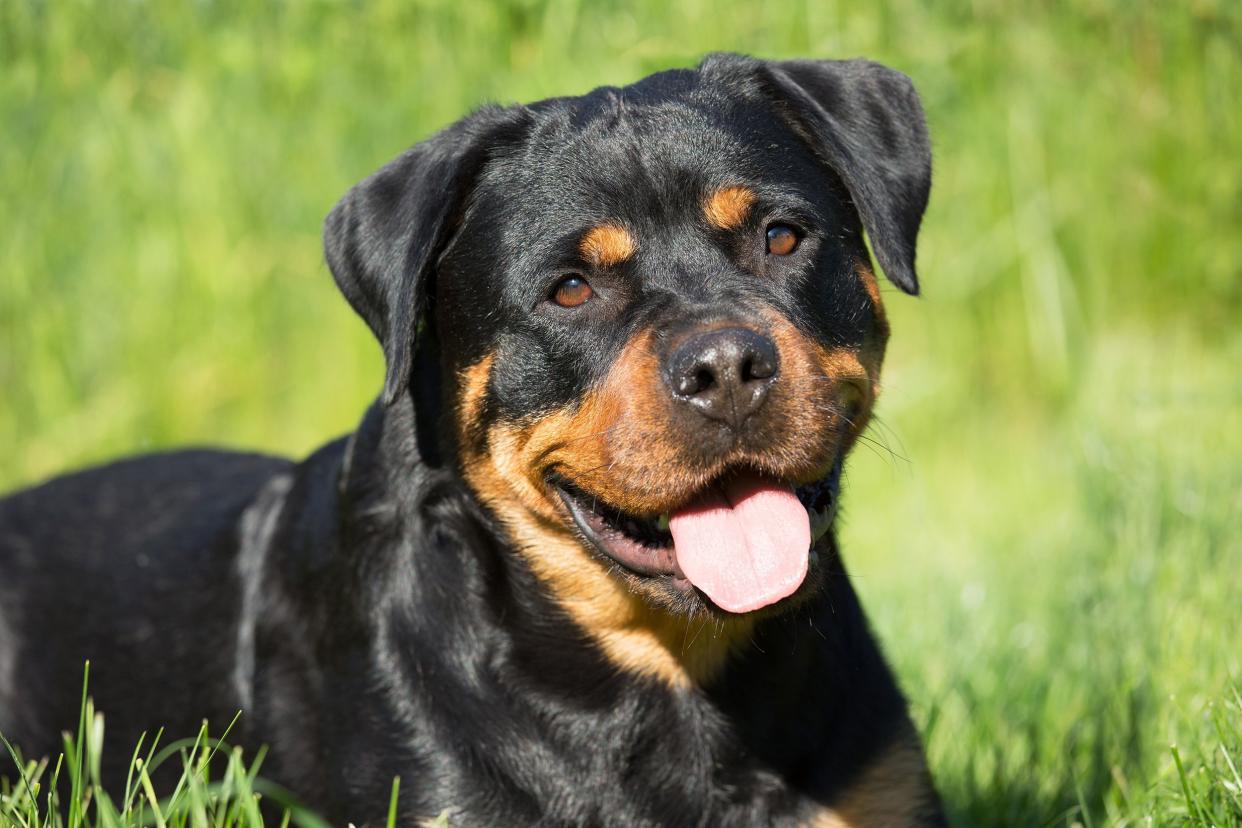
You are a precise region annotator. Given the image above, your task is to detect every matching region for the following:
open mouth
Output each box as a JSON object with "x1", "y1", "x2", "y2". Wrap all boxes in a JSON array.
[{"x1": 554, "y1": 464, "x2": 841, "y2": 614}]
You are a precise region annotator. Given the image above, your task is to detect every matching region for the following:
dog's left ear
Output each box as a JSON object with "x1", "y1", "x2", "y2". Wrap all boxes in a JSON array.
[
  {"x1": 324, "y1": 105, "x2": 529, "y2": 405},
  {"x1": 722, "y1": 56, "x2": 932, "y2": 295},
  {"x1": 768, "y1": 59, "x2": 931, "y2": 294}
]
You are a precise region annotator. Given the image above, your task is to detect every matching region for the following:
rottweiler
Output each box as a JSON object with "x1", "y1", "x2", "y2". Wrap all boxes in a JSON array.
[{"x1": 0, "y1": 53, "x2": 943, "y2": 826}]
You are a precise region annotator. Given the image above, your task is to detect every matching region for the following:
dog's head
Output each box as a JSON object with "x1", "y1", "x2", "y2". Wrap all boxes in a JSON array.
[{"x1": 325, "y1": 54, "x2": 930, "y2": 682}]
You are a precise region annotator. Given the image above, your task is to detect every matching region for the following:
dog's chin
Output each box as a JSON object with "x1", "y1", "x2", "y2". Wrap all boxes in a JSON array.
[{"x1": 551, "y1": 466, "x2": 840, "y2": 617}]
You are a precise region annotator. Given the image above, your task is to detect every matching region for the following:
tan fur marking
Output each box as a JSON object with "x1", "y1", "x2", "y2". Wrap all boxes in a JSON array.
[
  {"x1": 857, "y1": 260, "x2": 889, "y2": 337},
  {"x1": 806, "y1": 738, "x2": 936, "y2": 827},
  {"x1": 858, "y1": 262, "x2": 883, "y2": 309},
  {"x1": 762, "y1": 310, "x2": 880, "y2": 451},
  {"x1": 579, "y1": 224, "x2": 636, "y2": 267},
  {"x1": 457, "y1": 352, "x2": 496, "y2": 441},
  {"x1": 455, "y1": 311, "x2": 889, "y2": 687},
  {"x1": 703, "y1": 186, "x2": 756, "y2": 230},
  {"x1": 457, "y1": 334, "x2": 752, "y2": 687},
  {"x1": 464, "y1": 430, "x2": 752, "y2": 688},
  {"x1": 851, "y1": 261, "x2": 889, "y2": 401}
]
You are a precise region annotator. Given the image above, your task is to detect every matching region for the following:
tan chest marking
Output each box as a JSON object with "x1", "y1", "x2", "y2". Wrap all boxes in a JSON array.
[{"x1": 806, "y1": 737, "x2": 937, "y2": 827}]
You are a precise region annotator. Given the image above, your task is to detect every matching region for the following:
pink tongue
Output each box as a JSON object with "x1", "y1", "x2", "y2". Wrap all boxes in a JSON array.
[{"x1": 668, "y1": 476, "x2": 810, "y2": 614}]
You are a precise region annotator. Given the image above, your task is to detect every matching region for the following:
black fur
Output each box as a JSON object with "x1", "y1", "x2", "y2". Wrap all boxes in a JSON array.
[{"x1": 1, "y1": 54, "x2": 943, "y2": 826}]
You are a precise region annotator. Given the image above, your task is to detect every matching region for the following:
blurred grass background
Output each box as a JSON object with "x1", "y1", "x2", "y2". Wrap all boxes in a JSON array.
[{"x1": 2, "y1": 0, "x2": 1240, "y2": 824}]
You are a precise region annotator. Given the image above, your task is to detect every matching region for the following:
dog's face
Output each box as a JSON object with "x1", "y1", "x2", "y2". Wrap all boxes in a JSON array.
[{"x1": 325, "y1": 54, "x2": 930, "y2": 682}]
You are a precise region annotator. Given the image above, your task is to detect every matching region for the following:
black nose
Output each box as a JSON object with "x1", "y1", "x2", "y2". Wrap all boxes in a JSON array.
[{"x1": 665, "y1": 327, "x2": 779, "y2": 429}]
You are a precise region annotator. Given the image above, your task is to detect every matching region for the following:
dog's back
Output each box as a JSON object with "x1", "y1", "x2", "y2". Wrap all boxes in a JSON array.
[{"x1": 0, "y1": 450, "x2": 289, "y2": 785}]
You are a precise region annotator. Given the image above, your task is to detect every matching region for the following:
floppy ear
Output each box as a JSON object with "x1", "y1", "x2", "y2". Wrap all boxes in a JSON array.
[
  {"x1": 749, "y1": 58, "x2": 932, "y2": 295},
  {"x1": 324, "y1": 105, "x2": 529, "y2": 404}
]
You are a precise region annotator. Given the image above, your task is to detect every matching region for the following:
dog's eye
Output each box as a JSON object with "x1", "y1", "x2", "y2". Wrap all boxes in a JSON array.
[
  {"x1": 551, "y1": 275, "x2": 594, "y2": 308},
  {"x1": 765, "y1": 224, "x2": 800, "y2": 256}
]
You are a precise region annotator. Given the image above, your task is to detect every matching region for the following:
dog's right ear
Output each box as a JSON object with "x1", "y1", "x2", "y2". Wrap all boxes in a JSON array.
[{"x1": 324, "y1": 106, "x2": 529, "y2": 405}]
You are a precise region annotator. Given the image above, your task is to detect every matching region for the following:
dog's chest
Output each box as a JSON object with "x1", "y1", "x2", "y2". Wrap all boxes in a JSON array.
[{"x1": 403, "y1": 685, "x2": 823, "y2": 827}]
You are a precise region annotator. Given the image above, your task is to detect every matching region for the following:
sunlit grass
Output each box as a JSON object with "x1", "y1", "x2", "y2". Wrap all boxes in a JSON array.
[
  {"x1": 2, "y1": 1, "x2": 1240, "y2": 824},
  {"x1": 0, "y1": 665, "x2": 343, "y2": 828}
]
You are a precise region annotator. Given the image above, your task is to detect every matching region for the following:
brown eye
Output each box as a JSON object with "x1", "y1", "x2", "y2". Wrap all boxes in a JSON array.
[
  {"x1": 551, "y1": 275, "x2": 594, "y2": 307},
  {"x1": 766, "y1": 224, "x2": 799, "y2": 256}
]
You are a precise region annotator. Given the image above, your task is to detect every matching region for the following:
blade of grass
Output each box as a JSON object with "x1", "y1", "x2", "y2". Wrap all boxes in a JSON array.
[
  {"x1": 136, "y1": 757, "x2": 167, "y2": 828},
  {"x1": 66, "y1": 661, "x2": 90, "y2": 828},
  {"x1": 1, "y1": 734, "x2": 41, "y2": 817},
  {"x1": 1171, "y1": 744, "x2": 1206, "y2": 827},
  {"x1": 121, "y1": 731, "x2": 147, "y2": 819},
  {"x1": 385, "y1": 776, "x2": 400, "y2": 828}
]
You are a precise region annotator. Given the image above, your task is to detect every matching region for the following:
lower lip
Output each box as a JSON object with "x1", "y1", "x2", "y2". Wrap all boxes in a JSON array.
[{"x1": 558, "y1": 487, "x2": 686, "y2": 580}]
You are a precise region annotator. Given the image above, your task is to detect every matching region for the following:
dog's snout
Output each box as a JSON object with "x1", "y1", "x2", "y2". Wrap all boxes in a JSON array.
[{"x1": 666, "y1": 327, "x2": 778, "y2": 429}]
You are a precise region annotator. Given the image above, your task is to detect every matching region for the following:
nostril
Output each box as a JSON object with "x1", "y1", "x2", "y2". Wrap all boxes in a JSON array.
[
  {"x1": 675, "y1": 365, "x2": 717, "y2": 396},
  {"x1": 740, "y1": 355, "x2": 775, "y2": 383},
  {"x1": 741, "y1": 346, "x2": 777, "y2": 383}
]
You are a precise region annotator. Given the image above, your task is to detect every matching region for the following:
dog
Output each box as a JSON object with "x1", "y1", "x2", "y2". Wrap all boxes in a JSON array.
[{"x1": 0, "y1": 53, "x2": 942, "y2": 826}]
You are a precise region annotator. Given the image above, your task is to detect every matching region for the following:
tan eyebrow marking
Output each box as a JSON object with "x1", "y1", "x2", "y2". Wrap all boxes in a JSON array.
[
  {"x1": 703, "y1": 186, "x2": 756, "y2": 230},
  {"x1": 579, "y1": 224, "x2": 636, "y2": 267}
]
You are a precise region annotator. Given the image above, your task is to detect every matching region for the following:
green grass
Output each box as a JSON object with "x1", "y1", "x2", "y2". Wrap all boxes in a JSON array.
[
  {"x1": 2, "y1": 0, "x2": 1240, "y2": 825},
  {"x1": 0, "y1": 665, "x2": 337, "y2": 828}
]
